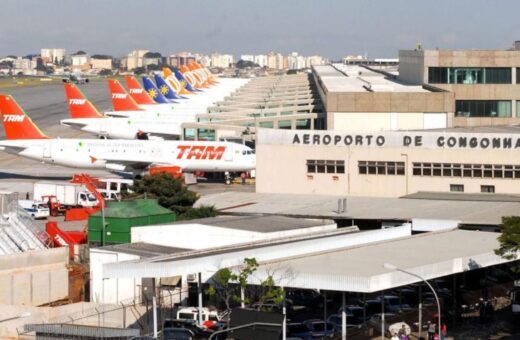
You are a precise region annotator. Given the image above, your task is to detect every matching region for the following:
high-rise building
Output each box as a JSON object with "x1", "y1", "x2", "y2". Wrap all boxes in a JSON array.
[
  {"x1": 125, "y1": 49, "x2": 149, "y2": 70},
  {"x1": 254, "y1": 55, "x2": 267, "y2": 68},
  {"x1": 240, "y1": 55, "x2": 255, "y2": 62},
  {"x1": 210, "y1": 53, "x2": 234, "y2": 68},
  {"x1": 40, "y1": 48, "x2": 66, "y2": 65}
]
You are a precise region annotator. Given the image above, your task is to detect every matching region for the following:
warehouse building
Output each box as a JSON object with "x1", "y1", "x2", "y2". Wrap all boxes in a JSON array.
[{"x1": 256, "y1": 127, "x2": 520, "y2": 197}]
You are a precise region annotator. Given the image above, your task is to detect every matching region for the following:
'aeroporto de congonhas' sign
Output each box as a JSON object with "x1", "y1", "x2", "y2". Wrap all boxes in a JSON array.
[{"x1": 258, "y1": 128, "x2": 520, "y2": 150}]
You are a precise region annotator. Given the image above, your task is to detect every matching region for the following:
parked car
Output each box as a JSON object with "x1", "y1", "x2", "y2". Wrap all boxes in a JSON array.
[
  {"x1": 327, "y1": 314, "x2": 363, "y2": 330},
  {"x1": 376, "y1": 295, "x2": 411, "y2": 313},
  {"x1": 286, "y1": 289, "x2": 322, "y2": 309},
  {"x1": 302, "y1": 319, "x2": 336, "y2": 339},
  {"x1": 337, "y1": 305, "x2": 369, "y2": 324},
  {"x1": 357, "y1": 299, "x2": 382, "y2": 317},
  {"x1": 367, "y1": 313, "x2": 397, "y2": 332},
  {"x1": 161, "y1": 328, "x2": 194, "y2": 340},
  {"x1": 163, "y1": 319, "x2": 214, "y2": 338},
  {"x1": 286, "y1": 322, "x2": 312, "y2": 339}
]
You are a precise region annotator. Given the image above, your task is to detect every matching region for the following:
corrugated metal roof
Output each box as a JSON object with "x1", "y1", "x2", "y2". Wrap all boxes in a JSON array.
[
  {"x1": 166, "y1": 215, "x2": 334, "y2": 233},
  {"x1": 90, "y1": 199, "x2": 174, "y2": 218},
  {"x1": 252, "y1": 229, "x2": 510, "y2": 292},
  {"x1": 94, "y1": 242, "x2": 189, "y2": 258},
  {"x1": 195, "y1": 191, "x2": 520, "y2": 225},
  {"x1": 24, "y1": 323, "x2": 140, "y2": 337}
]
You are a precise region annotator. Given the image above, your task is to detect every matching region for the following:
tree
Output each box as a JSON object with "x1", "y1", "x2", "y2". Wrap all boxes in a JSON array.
[
  {"x1": 91, "y1": 54, "x2": 113, "y2": 60},
  {"x1": 98, "y1": 69, "x2": 112, "y2": 76},
  {"x1": 495, "y1": 216, "x2": 520, "y2": 271},
  {"x1": 206, "y1": 257, "x2": 258, "y2": 311},
  {"x1": 74, "y1": 50, "x2": 87, "y2": 55},
  {"x1": 133, "y1": 67, "x2": 146, "y2": 75},
  {"x1": 206, "y1": 257, "x2": 287, "y2": 312},
  {"x1": 236, "y1": 60, "x2": 259, "y2": 69},
  {"x1": 124, "y1": 172, "x2": 217, "y2": 220}
]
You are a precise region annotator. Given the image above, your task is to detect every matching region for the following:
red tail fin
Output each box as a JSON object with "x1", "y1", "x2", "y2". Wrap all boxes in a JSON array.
[
  {"x1": 107, "y1": 79, "x2": 143, "y2": 111},
  {"x1": 124, "y1": 76, "x2": 156, "y2": 105},
  {"x1": 64, "y1": 83, "x2": 103, "y2": 118},
  {"x1": 0, "y1": 95, "x2": 48, "y2": 139}
]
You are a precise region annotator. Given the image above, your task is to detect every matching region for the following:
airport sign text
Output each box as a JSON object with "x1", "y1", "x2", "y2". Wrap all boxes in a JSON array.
[{"x1": 289, "y1": 132, "x2": 520, "y2": 150}]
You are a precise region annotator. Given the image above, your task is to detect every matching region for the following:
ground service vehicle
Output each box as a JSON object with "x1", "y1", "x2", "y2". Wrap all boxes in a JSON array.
[{"x1": 18, "y1": 200, "x2": 50, "y2": 219}]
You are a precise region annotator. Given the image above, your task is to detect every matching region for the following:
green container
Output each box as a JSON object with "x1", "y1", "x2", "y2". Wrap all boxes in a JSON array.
[{"x1": 88, "y1": 199, "x2": 176, "y2": 245}]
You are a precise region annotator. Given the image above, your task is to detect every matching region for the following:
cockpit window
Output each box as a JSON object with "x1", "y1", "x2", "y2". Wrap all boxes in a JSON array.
[{"x1": 242, "y1": 150, "x2": 256, "y2": 155}]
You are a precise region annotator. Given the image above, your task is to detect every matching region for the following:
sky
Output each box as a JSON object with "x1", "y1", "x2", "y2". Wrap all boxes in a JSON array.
[{"x1": 1, "y1": 0, "x2": 520, "y2": 60}]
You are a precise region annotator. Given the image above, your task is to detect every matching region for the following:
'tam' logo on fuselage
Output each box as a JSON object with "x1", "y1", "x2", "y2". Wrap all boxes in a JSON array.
[
  {"x1": 3, "y1": 115, "x2": 25, "y2": 122},
  {"x1": 112, "y1": 93, "x2": 128, "y2": 99},
  {"x1": 69, "y1": 99, "x2": 86, "y2": 105},
  {"x1": 129, "y1": 89, "x2": 143, "y2": 94},
  {"x1": 176, "y1": 145, "x2": 226, "y2": 160}
]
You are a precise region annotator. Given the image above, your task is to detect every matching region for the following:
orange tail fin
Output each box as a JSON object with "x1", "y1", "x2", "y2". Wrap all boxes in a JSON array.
[
  {"x1": 107, "y1": 79, "x2": 143, "y2": 111},
  {"x1": 64, "y1": 83, "x2": 103, "y2": 118},
  {"x1": 124, "y1": 76, "x2": 156, "y2": 105},
  {"x1": 0, "y1": 95, "x2": 48, "y2": 139}
]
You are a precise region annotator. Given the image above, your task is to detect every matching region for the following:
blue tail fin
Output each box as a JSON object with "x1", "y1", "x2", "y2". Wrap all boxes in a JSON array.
[
  {"x1": 154, "y1": 74, "x2": 184, "y2": 100},
  {"x1": 142, "y1": 76, "x2": 174, "y2": 104},
  {"x1": 174, "y1": 70, "x2": 198, "y2": 92}
]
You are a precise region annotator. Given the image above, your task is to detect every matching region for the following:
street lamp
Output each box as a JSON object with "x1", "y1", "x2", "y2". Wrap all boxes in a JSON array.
[{"x1": 383, "y1": 263, "x2": 441, "y2": 340}]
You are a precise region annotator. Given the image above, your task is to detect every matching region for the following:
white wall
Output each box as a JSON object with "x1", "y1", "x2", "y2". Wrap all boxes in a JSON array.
[
  {"x1": 131, "y1": 222, "x2": 337, "y2": 250},
  {"x1": 90, "y1": 250, "x2": 140, "y2": 303}
]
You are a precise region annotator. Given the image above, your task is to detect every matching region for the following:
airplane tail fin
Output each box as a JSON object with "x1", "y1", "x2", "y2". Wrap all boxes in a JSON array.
[
  {"x1": 0, "y1": 95, "x2": 48, "y2": 139},
  {"x1": 154, "y1": 74, "x2": 182, "y2": 100},
  {"x1": 107, "y1": 79, "x2": 143, "y2": 111},
  {"x1": 141, "y1": 76, "x2": 171, "y2": 104},
  {"x1": 174, "y1": 69, "x2": 198, "y2": 92},
  {"x1": 163, "y1": 67, "x2": 190, "y2": 95},
  {"x1": 124, "y1": 76, "x2": 156, "y2": 105},
  {"x1": 64, "y1": 83, "x2": 103, "y2": 118}
]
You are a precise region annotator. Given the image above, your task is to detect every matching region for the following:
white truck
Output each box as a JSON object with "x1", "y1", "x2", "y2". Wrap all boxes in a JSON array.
[
  {"x1": 18, "y1": 200, "x2": 50, "y2": 219},
  {"x1": 33, "y1": 182, "x2": 99, "y2": 209}
]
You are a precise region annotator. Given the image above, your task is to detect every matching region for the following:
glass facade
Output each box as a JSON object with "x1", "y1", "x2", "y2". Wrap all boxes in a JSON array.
[
  {"x1": 428, "y1": 67, "x2": 511, "y2": 84},
  {"x1": 455, "y1": 100, "x2": 512, "y2": 117}
]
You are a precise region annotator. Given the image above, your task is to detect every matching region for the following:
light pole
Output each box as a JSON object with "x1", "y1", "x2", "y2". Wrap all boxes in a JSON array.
[{"x1": 383, "y1": 263, "x2": 441, "y2": 340}]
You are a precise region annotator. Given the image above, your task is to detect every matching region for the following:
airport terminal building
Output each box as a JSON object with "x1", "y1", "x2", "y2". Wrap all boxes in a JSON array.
[{"x1": 256, "y1": 127, "x2": 520, "y2": 197}]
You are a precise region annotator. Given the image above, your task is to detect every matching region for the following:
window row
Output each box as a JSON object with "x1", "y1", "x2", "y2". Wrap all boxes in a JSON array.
[
  {"x1": 413, "y1": 163, "x2": 520, "y2": 179},
  {"x1": 428, "y1": 67, "x2": 512, "y2": 84},
  {"x1": 455, "y1": 100, "x2": 512, "y2": 118},
  {"x1": 307, "y1": 160, "x2": 345, "y2": 174},
  {"x1": 450, "y1": 184, "x2": 495, "y2": 193},
  {"x1": 358, "y1": 161, "x2": 405, "y2": 175}
]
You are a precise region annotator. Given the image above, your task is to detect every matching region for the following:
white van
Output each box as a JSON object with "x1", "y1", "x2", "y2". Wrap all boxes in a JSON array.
[{"x1": 18, "y1": 200, "x2": 50, "y2": 219}]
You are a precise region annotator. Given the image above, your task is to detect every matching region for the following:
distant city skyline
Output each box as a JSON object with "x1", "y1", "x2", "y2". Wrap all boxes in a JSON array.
[{"x1": 1, "y1": 0, "x2": 519, "y2": 59}]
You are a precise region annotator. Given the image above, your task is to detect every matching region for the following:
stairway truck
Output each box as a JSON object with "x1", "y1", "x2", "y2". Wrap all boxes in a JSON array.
[{"x1": 33, "y1": 182, "x2": 99, "y2": 208}]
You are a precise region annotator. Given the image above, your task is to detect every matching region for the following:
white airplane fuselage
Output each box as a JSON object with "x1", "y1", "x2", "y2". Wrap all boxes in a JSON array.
[
  {"x1": 0, "y1": 139, "x2": 256, "y2": 172},
  {"x1": 60, "y1": 117, "x2": 190, "y2": 140}
]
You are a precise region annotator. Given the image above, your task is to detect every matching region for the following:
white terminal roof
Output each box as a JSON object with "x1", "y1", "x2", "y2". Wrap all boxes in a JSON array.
[
  {"x1": 196, "y1": 191, "x2": 520, "y2": 225},
  {"x1": 314, "y1": 64, "x2": 428, "y2": 93},
  {"x1": 252, "y1": 229, "x2": 510, "y2": 292},
  {"x1": 102, "y1": 226, "x2": 512, "y2": 293}
]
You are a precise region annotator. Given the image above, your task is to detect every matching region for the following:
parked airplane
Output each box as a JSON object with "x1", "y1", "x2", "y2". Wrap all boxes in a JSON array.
[
  {"x1": 108, "y1": 79, "x2": 176, "y2": 114},
  {"x1": 0, "y1": 95, "x2": 256, "y2": 176},
  {"x1": 61, "y1": 83, "x2": 187, "y2": 140},
  {"x1": 142, "y1": 76, "x2": 177, "y2": 104}
]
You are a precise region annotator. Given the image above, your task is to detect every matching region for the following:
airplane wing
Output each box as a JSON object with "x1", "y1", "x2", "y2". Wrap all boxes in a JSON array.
[
  {"x1": 90, "y1": 154, "x2": 182, "y2": 172},
  {"x1": 0, "y1": 145, "x2": 27, "y2": 153}
]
